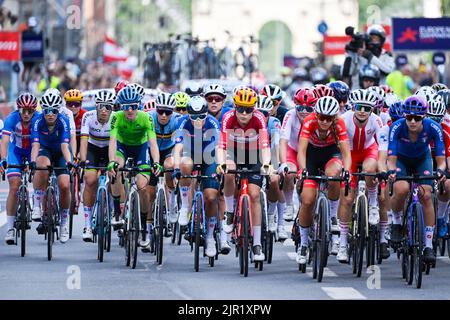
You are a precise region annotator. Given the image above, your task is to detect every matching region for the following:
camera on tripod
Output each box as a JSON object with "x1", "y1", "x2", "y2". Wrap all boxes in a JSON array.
[{"x1": 345, "y1": 26, "x2": 369, "y2": 52}]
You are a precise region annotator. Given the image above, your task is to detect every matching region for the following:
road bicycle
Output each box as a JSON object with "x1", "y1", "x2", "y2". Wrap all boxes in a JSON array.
[
  {"x1": 5, "y1": 158, "x2": 32, "y2": 257},
  {"x1": 389, "y1": 174, "x2": 442, "y2": 289},
  {"x1": 69, "y1": 165, "x2": 82, "y2": 239},
  {"x1": 298, "y1": 173, "x2": 349, "y2": 282}
]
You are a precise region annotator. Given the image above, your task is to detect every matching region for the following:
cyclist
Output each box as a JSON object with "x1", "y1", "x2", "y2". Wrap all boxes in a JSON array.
[
  {"x1": 368, "y1": 86, "x2": 391, "y2": 126},
  {"x1": 64, "y1": 89, "x2": 86, "y2": 157},
  {"x1": 79, "y1": 90, "x2": 115, "y2": 242},
  {"x1": 386, "y1": 93, "x2": 403, "y2": 124},
  {"x1": 0, "y1": 93, "x2": 40, "y2": 244},
  {"x1": 387, "y1": 95, "x2": 446, "y2": 264},
  {"x1": 339, "y1": 89, "x2": 389, "y2": 259},
  {"x1": 108, "y1": 86, "x2": 162, "y2": 234},
  {"x1": 204, "y1": 84, "x2": 230, "y2": 123},
  {"x1": 359, "y1": 64, "x2": 380, "y2": 89},
  {"x1": 256, "y1": 95, "x2": 288, "y2": 239},
  {"x1": 172, "y1": 96, "x2": 223, "y2": 258},
  {"x1": 279, "y1": 88, "x2": 317, "y2": 221},
  {"x1": 30, "y1": 90, "x2": 74, "y2": 243},
  {"x1": 261, "y1": 84, "x2": 288, "y2": 124},
  {"x1": 426, "y1": 95, "x2": 446, "y2": 124},
  {"x1": 328, "y1": 81, "x2": 350, "y2": 114},
  {"x1": 173, "y1": 91, "x2": 190, "y2": 116},
  {"x1": 217, "y1": 87, "x2": 272, "y2": 261},
  {"x1": 44, "y1": 88, "x2": 76, "y2": 156},
  {"x1": 296, "y1": 96, "x2": 351, "y2": 264},
  {"x1": 439, "y1": 89, "x2": 450, "y2": 126},
  {"x1": 143, "y1": 99, "x2": 156, "y2": 113},
  {"x1": 312, "y1": 84, "x2": 334, "y2": 99},
  {"x1": 114, "y1": 80, "x2": 129, "y2": 112},
  {"x1": 432, "y1": 83, "x2": 447, "y2": 92},
  {"x1": 144, "y1": 92, "x2": 178, "y2": 249}
]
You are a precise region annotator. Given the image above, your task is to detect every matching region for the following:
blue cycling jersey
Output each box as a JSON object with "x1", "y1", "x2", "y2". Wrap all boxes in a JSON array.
[
  {"x1": 2, "y1": 110, "x2": 41, "y2": 150},
  {"x1": 216, "y1": 106, "x2": 232, "y2": 127},
  {"x1": 175, "y1": 115, "x2": 220, "y2": 162},
  {"x1": 149, "y1": 111, "x2": 180, "y2": 151},
  {"x1": 31, "y1": 113, "x2": 71, "y2": 151},
  {"x1": 388, "y1": 118, "x2": 445, "y2": 158}
]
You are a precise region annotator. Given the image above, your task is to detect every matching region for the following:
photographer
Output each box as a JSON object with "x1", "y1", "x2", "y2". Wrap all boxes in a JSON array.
[{"x1": 341, "y1": 25, "x2": 395, "y2": 90}]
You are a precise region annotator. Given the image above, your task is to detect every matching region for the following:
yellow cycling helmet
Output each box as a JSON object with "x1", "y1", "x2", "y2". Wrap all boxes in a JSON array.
[
  {"x1": 173, "y1": 91, "x2": 190, "y2": 109},
  {"x1": 64, "y1": 89, "x2": 83, "y2": 102},
  {"x1": 233, "y1": 87, "x2": 258, "y2": 107}
]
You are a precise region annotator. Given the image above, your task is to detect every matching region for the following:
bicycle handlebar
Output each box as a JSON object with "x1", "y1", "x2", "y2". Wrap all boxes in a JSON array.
[
  {"x1": 388, "y1": 174, "x2": 443, "y2": 197},
  {"x1": 298, "y1": 175, "x2": 350, "y2": 197}
]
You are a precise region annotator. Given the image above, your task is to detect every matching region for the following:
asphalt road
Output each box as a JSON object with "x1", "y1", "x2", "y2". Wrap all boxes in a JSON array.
[{"x1": 1, "y1": 180, "x2": 450, "y2": 300}]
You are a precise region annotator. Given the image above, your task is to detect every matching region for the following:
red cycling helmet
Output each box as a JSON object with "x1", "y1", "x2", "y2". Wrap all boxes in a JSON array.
[
  {"x1": 313, "y1": 84, "x2": 334, "y2": 98},
  {"x1": 143, "y1": 99, "x2": 156, "y2": 112},
  {"x1": 294, "y1": 88, "x2": 318, "y2": 107},
  {"x1": 114, "y1": 80, "x2": 129, "y2": 94},
  {"x1": 16, "y1": 92, "x2": 38, "y2": 109},
  {"x1": 380, "y1": 84, "x2": 393, "y2": 95}
]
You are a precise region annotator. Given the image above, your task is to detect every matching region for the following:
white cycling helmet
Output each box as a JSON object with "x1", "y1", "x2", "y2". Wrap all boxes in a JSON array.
[
  {"x1": 95, "y1": 90, "x2": 116, "y2": 105},
  {"x1": 315, "y1": 96, "x2": 340, "y2": 116},
  {"x1": 40, "y1": 90, "x2": 63, "y2": 109},
  {"x1": 367, "y1": 86, "x2": 385, "y2": 108},
  {"x1": 256, "y1": 95, "x2": 274, "y2": 113},
  {"x1": 349, "y1": 89, "x2": 378, "y2": 108},
  {"x1": 127, "y1": 83, "x2": 145, "y2": 98},
  {"x1": 415, "y1": 86, "x2": 437, "y2": 104},
  {"x1": 427, "y1": 94, "x2": 446, "y2": 117},
  {"x1": 385, "y1": 93, "x2": 401, "y2": 107},
  {"x1": 203, "y1": 83, "x2": 226, "y2": 97},
  {"x1": 156, "y1": 92, "x2": 176, "y2": 111}
]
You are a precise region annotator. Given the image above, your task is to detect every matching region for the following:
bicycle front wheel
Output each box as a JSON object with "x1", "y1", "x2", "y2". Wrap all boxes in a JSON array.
[
  {"x1": 44, "y1": 188, "x2": 56, "y2": 261},
  {"x1": 156, "y1": 188, "x2": 165, "y2": 265},
  {"x1": 130, "y1": 193, "x2": 140, "y2": 269},
  {"x1": 413, "y1": 204, "x2": 424, "y2": 288},
  {"x1": 242, "y1": 196, "x2": 250, "y2": 277},
  {"x1": 194, "y1": 194, "x2": 203, "y2": 272},
  {"x1": 355, "y1": 195, "x2": 367, "y2": 277},
  {"x1": 97, "y1": 189, "x2": 107, "y2": 262},
  {"x1": 318, "y1": 197, "x2": 329, "y2": 283},
  {"x1": 19, "y1": 190, "x2": 28, "y2": 257}
]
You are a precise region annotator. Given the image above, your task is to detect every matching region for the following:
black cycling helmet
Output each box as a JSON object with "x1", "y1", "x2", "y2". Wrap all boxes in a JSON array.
[{"x1": 185, "y1": 83, "x2": 203, "y2": 97}]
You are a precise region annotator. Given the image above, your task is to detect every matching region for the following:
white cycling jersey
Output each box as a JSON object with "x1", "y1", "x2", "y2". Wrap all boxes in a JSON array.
[
  {"x1": 80, "y1": 110, "x2": 110, "y2": 148},
  {"x1": 378, "y1": 125, "x2": 389, "y2": 152},
  {"x1": 380, "y1": 111, "x2": 390, "y2": 126},
  {"x1": 280, "y1": 109, "x2": 302, "y2": 151},
  {"x1": 341, "y1": 111, "x2": 384, "y2": 151},
  {"x1": 60, "y1": 106, "x2": 76, "y2": 133}
]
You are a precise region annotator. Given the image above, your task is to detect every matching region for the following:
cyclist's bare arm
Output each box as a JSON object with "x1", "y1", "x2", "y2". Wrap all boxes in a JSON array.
[
  {"x1": 61, "y1": 143, "x2": 72, "y2": 163},
  {"x1": 70, "y1": 132, "x2": 77, "y2": 159},
  {"x1": 148, "y1": 137, "x2": 160, "y2": 164},
  {"x1": 297, "y1": 138, "x2": 308, "y2": 170},
  {"x1": 378, "y1": 150, "x2": 387, "y2": 172},
  {"x1": 0, "y1": 134, "x2": 9, "y2": 159},
  {"x1": 31, "y1": 142, "x2": 40, "y2": 162},
  {"x1": 387, "y1": 155, "x2": 397, "y2": 172},
  {"x1": 339, "y1": 140, "x2": 351, "y2": 172},
  {"x1": 173, "y1": 143, "x2": 183, "y2": 169},
  {"x1": 261, "y1": 146, "x2": 271, "y2": 165},
  {"x1": 79, "y1": 137, "x2": 88, "y2": 162},
  {"x1": 435, "y1": 155, "x2": 446, "y2": 172},
  {"x1": 108, "y1": 136, "x2": 118, "y2": 163},
  {"x1": 279, "y1": 139, "x2": 288, "y2": 164}
]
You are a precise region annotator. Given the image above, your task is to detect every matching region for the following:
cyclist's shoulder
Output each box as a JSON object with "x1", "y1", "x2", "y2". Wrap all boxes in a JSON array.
[{"x1": 206, "y1": 114, "x2": 220, "y2": 129}]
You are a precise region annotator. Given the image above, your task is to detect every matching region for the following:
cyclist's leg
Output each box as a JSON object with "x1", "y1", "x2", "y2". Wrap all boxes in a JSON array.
[
  {"x1": 284, "y1": 146, "x2": 299, "y2": 219},
  {"x1": 362, "y1": 144, "x2": 380, "y2": 223},
  {"x1": 223, "y1": 158, "x2": 236, "y2": 232},
  {"x1": 437, "y1": 180, "x2": 450, "y2": 237},
  {"x1": 32, "y1": 148, "x2": 51, "y2": 220},
  {"x1": 111, "y1": 145, "x2": 126, "y2": 222},
  {"x1": 203, "y1": 163, "x2": 220, "y2": 256},
  {"x1": 164, "y1": 153, "x2": 178, "y2": 223},
  {"x1": 178, "y1": 156, "x2": 193, "y2": 226},
  {"x1": 298, "y1": 181, "x2": 318, "y2": 263},
  {"x1": 390, "y1": 158, "x2": 410, "y2": 242},
  {"x1": 5, "y1": 146, "x2": 23, "y2": 234}
]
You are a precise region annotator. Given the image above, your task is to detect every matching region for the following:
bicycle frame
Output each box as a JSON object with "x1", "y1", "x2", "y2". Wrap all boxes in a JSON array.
[
  {"x1": 92, "y1": 171, "x2": 111, "y2": 235},
  {"x1": 237, "y1": 177, "x2": 253, "y2": 240},
  {"x1": 405, "y1": 182, "x2": 426, "y2": 248}
]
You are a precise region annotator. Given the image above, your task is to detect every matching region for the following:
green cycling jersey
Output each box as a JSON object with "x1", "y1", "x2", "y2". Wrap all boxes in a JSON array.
[{"x1": 110, "y1": 111, "x2": 156, "y2": 146}]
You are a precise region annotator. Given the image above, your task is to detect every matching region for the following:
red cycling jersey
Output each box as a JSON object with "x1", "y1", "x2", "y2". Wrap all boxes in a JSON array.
[
  {"x1": 300, "y1": 113, "x2": 349, "y2": 147},
  {"x1": 442, "y1": 122, "x2": 450, "y2": 157},
  {"x1": 74, "y1": 108, "x2": 87, "y2": 136},
  {"x1": 219, "y1": 110, "x2": 269, "y2": 151}
]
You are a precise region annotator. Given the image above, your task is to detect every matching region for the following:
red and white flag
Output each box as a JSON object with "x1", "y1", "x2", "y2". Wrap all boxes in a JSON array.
[{"x1": 103, "y1": 36, "x2": 128, "y2": 64}]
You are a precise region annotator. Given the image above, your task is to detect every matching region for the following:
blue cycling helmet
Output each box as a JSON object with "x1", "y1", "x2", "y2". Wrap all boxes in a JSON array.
[
  {"x1": 328, "y1": 81, "x2": 350, "y2": 103},
  {"x1": 116, "y1": 86, "x2": 141, "y2": 105},
  {"x1": 403, "y1": 95, "x2": 428, "y2": 116},
  {"x1": 386, "y1": 94, "x2": 403, "y2": 121}
]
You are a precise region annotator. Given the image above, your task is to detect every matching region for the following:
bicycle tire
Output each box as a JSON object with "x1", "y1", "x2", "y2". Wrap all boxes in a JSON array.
[
  {"x1": 318, "y1": 197, "x2": 329, "y2": 283},
  {"x1": 19, "y1": 189, "x2": 27, "y2": 257},
  {"x1": 97, "y1": 189, "x2": 106, "y2": 262},
  {"x1": 45, "y1": 188, "x2": 56, "y2": 261},
  {"x1": 156, "y1": 188, "x2": 165, "y2": 265},
  {"x1": 69, "y1": 175, "x2": 77, "y2": 239},
  {"x1": 356, "y1": 195, "x2": 367, "y2": 277},
  {"x1": 194, "y1": 194, "x2": 202, "y2": 272},
  {"x1": 267, "y1": 233, "x2": 274, "y2": 264},
  {"x1": 124, "y1": 203, "x2": 131, "y2": 266},
  {"x1": 413, "y1": 204, "x2": 424, "y2": 288},
  {"x1": 367, "y1": 226, "x2": 377, "y2": 268},
  {"x1": 130, "y1": 193, "x2": 139, "y2": 269},
  {"x1": 242, "y1": 196, "x2": 250, "y2": 277},
  {"x1": 171, "y1": 221, "x2": 178, "y2": 244},
  {"x1": 259, "y1": 191, "x2": 267, "y2": 270},
  {"x1": 438, "y1": 237, "x2": 445, "y2": 256}
]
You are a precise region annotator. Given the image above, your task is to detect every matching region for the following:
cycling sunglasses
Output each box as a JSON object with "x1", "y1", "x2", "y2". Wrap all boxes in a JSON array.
[
  {"x1": 405, "y1": 114, "x2": 424, "y2": 122},
  {"x1": 97, "y1": 103, "x2": 113, "y2": 111},
  {"x1": 43, "y1": 108, "x2": 59, "y2": 115},
  {"x1": 19, "y1": 108, "x2": 35, "y2": 115},
  {"x1": 157, "y1": 109, "x2": 173, "y2": 116},
  {"x1": 66, "y1": 101, "x2": 82, "y2": 108},
  {"x1": 206, "y1": 95, "x2": 224, "y2": 103},
  {"x1": 316, "y1": 113, "x2": 335, "y2": 123},
  {"x1": 296, "y1": 105, "x2": 314, "y2": 113},
  {"x1": 189, "y1": 113, "x2": 207, "y2": 121},
  {"x1": 354, "y1": 104, "x2": 373, "y2": 112},
  {"x1": 235, "y1": 106, "x2": 254, "y2": 114},
  {"x1": 121, "y1": 103, "x2": 140, "y2": 111},
  {"x1": 175, "y1": 107, "x2": 186, "y2": 113}
]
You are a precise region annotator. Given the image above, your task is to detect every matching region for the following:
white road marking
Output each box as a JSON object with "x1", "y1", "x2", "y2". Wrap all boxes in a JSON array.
[
  {"x1": 0, "y1": 210, "x2": 6, "y2": 227},
  {"x1": 286, "y1": 253, "x2": 338, "y2": 277},
  {"x1": 321, "y1": 287, "x2": 367, "y2": 300}
]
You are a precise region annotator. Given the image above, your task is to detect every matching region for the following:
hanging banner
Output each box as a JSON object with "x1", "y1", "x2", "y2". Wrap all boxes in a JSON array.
[
  {"x1": 21, "y1": 31, "x2": 44, "y2": 61},
  {"x1": 392, "y1": 18, "x2": 450, "y2": 51},
  {"x1": 323, "y1": 36, "x2": 351, "y2": 56},
  {"x1": 0, "y1": 32, "x2": 21, "y2": 62}
]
